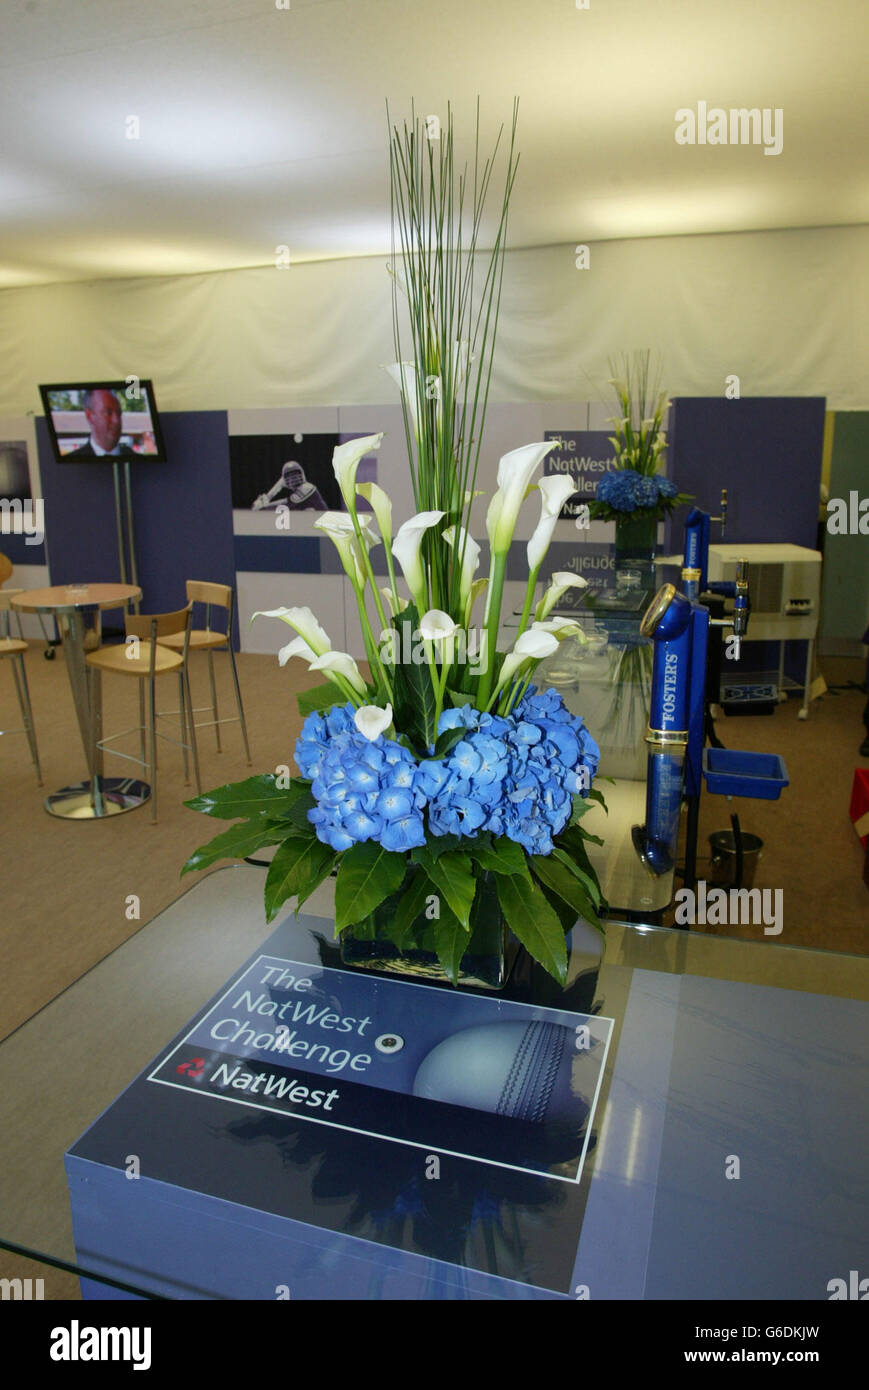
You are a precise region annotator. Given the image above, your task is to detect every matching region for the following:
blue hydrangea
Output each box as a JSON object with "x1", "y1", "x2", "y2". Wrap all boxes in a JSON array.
[
  {"x1": 296, "y1": 704, "x2": 427, "y2": 854},
  {"x1": 597, "y1": 468, "x2": 678, "y2": 512},
  {"x1": 296, "y1": 689, "x2": 600, "y2": 860},
  {"x1": 419, "y1": 687, "x2": 600, "y2": 857},
  {"x1": 634, "y1": 475, "x2": 659, "y2": 508},
  {"x1": 597, "y1": 468, "x2": 641, "y2": 512}
]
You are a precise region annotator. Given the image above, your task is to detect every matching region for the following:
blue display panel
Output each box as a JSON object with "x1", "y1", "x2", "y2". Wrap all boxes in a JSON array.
[
  {"x1": 66, "y1": 916, "x2": 618, "y2": 1300},
  {"x1": 65, "y1": 912, "x2": 869, "y2": 1302}
]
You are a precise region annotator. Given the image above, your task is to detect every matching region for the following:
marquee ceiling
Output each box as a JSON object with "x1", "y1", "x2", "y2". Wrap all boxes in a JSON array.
[{"x1": 1, "y1": 0, "x2": 866, "y2": 288}]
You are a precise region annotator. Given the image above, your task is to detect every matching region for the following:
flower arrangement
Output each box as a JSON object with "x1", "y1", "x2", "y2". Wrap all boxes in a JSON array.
[
  {"x1": 182, "y1": 106, "x2": 606, "y2": 988},
  {"x1": 590, "y1": 350, "x2": 691, "y2": 523}
]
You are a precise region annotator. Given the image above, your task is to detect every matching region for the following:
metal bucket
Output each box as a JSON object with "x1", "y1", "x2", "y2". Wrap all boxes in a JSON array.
[{"x1": 708, "y1": 830, "x2": 763, "y2": 889}]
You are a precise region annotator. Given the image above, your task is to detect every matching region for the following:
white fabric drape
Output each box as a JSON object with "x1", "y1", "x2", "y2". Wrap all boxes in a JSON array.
[{"x1": 1, "y1": 224, "x2": 866, "y2": 415}]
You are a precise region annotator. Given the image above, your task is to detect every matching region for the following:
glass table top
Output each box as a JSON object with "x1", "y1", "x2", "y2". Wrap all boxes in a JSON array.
[{"x1": 1, "y1": 865, "x2": 867, "y2": 1300}]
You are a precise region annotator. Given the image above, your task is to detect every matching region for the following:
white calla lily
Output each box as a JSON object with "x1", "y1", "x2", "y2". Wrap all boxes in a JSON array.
[
  {"x1": 354, "y1": 702, "x2": 393, "y2": 742},
  {"x1": 357, "y1": 482, "x2": 393, "y2": 545},
  {"x1": 308, "y1": 650, "x2": 367, "y2": 697},
  {"x1": 527, "y1": 474, "x2": 578, "y2": 571},
  {"x1": 442, "y1": 525, "x2": 480, "y2": 608},
  {"x1": 277, "y1": 635, "x2": 318, "y2": 667},
  {"x1": 384, "y1": 361, "x2": 421, "y2": 435},
  {"x1": 251, "y1": 605, "x2": 332, "y2": 656},
  {"x1": 392, "y1": 510, "x2": 445, "y2": 610},
  {"x1": 419, "y1": 609, "x2": 458, "y2": 645},
  {"x1": 535, "y1": 570, "x2": 589, "y2": 622},
  {"x1": 332, "y1": 433, "x2": 382, "y2": 509},
  {"x1": 314, "y1": 511, "x2": 375, "y2": 589},
  {"x1": 381, "y1": 587, "x2": 408, "y2": 617},
  {"x1": 493, "y1": 628, "x2": 560, "y2": 696},
  {"x1": 531, "y1": 617, "x2": 587, "y2": 641},
  {"x1": 485, "y1": 441, "x2": 558, "y2": 556},
  {"x1": 466, "y1": 576, "x2": 489, "y2": 621},
  {"x1": 450, "y1": 340, "x2": 474, "y2": 394}
]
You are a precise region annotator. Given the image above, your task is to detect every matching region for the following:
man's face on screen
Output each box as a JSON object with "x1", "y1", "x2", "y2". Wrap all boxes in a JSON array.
[{"x1": 86, "y1": 390, "x2": 122, "y2": 450}]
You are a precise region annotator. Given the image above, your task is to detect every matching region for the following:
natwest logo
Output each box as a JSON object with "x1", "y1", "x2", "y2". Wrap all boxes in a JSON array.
[{"x1": 176, "y1": 1057, "x2": 205, "y2": 1078}]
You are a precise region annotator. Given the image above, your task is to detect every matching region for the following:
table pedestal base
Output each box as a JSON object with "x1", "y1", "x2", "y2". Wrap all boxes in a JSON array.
[{"x1": 45, "y1": 776, "x2": 151, "y2": 820}]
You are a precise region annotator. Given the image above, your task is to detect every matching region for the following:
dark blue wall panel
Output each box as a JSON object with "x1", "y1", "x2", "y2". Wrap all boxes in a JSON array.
[
  {"x1": 38, "y1": 411, "x2": 237, "y2": 643},
  {"x1": 669, "y1": 397, "x2": 825, "y2": 548}
]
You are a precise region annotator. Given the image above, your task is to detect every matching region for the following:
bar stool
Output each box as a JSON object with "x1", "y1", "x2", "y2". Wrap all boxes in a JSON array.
[
  {"x1": 159, "y1": 581, "x2": 251, "y2": 763},
  {"x1": 0, "y1": 589, "x2": 42, "y2": 784},
  {"x1": 85, "y1": 605, "x2": 201, "y2": 822}
]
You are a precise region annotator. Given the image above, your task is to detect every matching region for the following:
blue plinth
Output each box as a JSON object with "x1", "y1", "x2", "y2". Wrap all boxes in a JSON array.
[{"x1": 66, "y1": 915, "x2": 613, "y2": 1300}]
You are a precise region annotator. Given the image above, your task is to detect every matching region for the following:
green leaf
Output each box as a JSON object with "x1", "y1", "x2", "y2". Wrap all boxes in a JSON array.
[
  {"x1": 181, "y1": 819, "x2": 287, "y2": 876},
  {"x1": 389, "y1": 869, "x2": 436, "y2": 947},
  {"x1": 531, "y1": 853, "x2": 600, "y2": 929},
  {"x1": 495, "y1": 874, "x2": 569, "y2": 986},
  {"x1": 550, "y1": 846, "x2": 603, "y2": 910},
  {"x1": 586, "y1": 787, "x2": 608, "y2": 813},
  {"x1": 272, "y1": 784, "x2": 316, "y2": 832},
  {"x1": 334, "y1": 841, "x2": 408, "y2": 932},
  {"x1": 468, "y1": 835, "x2": 530, "y2": 880},
  {"x1": 185, "y1": 774, "x2": 306, "y2": 821},
  {"x1": 264, "y1": 836, "x2": 336, "y2": 922},
  {"x1": 411, "y1": 832, "x2": 463, "y2": 862},
  {"x1": 391, "y1": 604, "x2": 437, "y2": 751},
  {"x1": 445, "y1": 687, "x2": 475, "y2": 708},
  {"x1": 432, "y1": 727, "x2": 465, "y2": 759},
  {"x1": 433, "y1": 902, "x2": 471, "y2": 985},
  {"x1": 297, "y1": 683, "x2": 342, "y2": 717},
  {"x1": 411, "y1": 843, "x2": 475, "y2": 928}
]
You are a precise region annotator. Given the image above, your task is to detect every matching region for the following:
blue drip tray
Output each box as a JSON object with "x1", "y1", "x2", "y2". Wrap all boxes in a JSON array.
[{"x1": 702, "y1": 748, "x2": 789, "y2": 800}]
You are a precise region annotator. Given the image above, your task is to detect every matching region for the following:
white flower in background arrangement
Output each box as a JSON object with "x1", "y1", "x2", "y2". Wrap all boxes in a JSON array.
[{"x1": 354, "y1": 703, "x2": 393, "y2": 741}]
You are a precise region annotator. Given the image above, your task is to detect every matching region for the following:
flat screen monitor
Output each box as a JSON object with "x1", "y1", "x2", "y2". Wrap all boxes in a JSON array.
[{"x1": 38, "y1": 380, "x2": 168, "y2": 462}]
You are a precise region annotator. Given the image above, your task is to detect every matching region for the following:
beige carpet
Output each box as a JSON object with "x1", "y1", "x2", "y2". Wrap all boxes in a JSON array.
[{"x1": 0, "y1": 644, "x2": 867, "y2": 1041}]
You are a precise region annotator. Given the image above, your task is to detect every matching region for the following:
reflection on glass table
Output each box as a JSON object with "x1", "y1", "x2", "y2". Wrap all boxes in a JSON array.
[
  {"x1": 538, "y1": 604, "x2": 660, "y2": 915},
  {"x1": 1, "y1": 867, "x2": 867, "y2": 1300}
]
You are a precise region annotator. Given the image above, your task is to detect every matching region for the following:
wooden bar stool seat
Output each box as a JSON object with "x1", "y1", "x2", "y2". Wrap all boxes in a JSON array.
[
  {"x1": 0, "y1": 588, "x2": 43, "y2": 785},
  {"x1": 86, "y1": 642, "x2": 185, "y2": 677},
  {"x1": 85, "y1": 604, "x2": 200, "y2": 822},
  {"x1": 158, "y1": 580, "x2": 251, "y2": 763}
]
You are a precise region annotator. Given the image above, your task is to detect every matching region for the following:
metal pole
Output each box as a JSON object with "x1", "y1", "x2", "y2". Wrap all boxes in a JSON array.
[
  {"x1": 124, "y1": 459, "x2": 140, "y2": 612},
  {"x1": 112, "y1": 462, "x2": 127, "y2": 584}
]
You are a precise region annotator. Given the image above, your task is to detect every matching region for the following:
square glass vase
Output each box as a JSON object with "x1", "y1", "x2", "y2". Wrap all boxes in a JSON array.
[{"x1": 340, "y1": 870, "x2": 517, "y2": 990}]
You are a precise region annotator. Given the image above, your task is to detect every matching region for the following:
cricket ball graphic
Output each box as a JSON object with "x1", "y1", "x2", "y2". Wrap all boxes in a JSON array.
[{"x1": 412, "y1": 1020, "x2": 586, "y2": 1136}]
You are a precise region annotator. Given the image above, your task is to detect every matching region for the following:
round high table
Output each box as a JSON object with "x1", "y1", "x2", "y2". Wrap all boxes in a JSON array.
[{"x1": 13, "y1": 583, "x2": 149, "y2": 819}]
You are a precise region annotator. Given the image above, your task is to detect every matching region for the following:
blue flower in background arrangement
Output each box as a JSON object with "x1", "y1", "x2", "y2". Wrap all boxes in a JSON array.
[
  {"x1": 295, "y1": 687, "x2": 599, "y2": 859},
  {"x1": 634, "y1": 475, "x2": 659, "y2": 508},
  {"x1": 597, "y1": 467, "x2": 678, "y2": 513}
]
